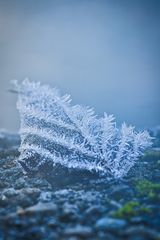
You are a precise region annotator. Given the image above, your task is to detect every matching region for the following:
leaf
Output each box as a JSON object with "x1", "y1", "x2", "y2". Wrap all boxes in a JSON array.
[{"x1": 13, "y1": 80, "x2": 152, "y2": 178}]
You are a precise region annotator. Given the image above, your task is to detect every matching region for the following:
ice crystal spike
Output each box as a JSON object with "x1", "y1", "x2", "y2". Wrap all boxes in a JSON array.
[{"x1": 14, "y1": 79, "x2": 152, "y2": 178}]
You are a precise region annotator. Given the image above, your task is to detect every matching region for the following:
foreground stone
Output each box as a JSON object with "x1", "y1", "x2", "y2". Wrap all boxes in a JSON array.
[
  {"x1": 64, "y1": 225, "x2": 93, "y2": 238},
  {"x1": 95, "y1": 217, "x2": 127, "y2": 231}
]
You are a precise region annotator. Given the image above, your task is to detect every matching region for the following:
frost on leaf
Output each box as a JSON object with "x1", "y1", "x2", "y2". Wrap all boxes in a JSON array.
[{"x1": 13, "y1": 79, "x2": 152, "y2": 178}]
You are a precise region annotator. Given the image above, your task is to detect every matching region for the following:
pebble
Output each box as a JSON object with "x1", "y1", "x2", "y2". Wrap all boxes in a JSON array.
[
  {"x1": 21, "y1": 187, "x2": 41, "y2": 199},
  {"x1": 39, "y1": 191, "x2": 52, "y2": 202},
  {"x1": 47, "y1": 218, "x2": 58, "y2": 227},
  {"x1": 3, "y1": 188, "x2": 18, "y2": 197},
  {"x1": 125, "y1": 226, "x2": 160, "y2": 239},
  {"x1": 24, "y1": 202, "x2": 57, "y2": 215},
  {"x1": 130, "y1": 216, "x2": 143, "y2": 224},
  {"x1": 95, "y1": 217, "x2": 127, "y2": 231},
  {"x1": 85, "y1": 205, "x2": 104, "y2": 216},
  {"x1": 14, "y1": 177, "x2": 26, "y2": 189},
  {"x1": 64, "y1": 225, "x2": 93, "y2": 237},
  {"x1": 60, "y1": 203, "x2": 79, "y2": 222}
]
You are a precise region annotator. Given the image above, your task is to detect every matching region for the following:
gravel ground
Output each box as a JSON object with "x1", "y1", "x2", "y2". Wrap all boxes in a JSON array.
[{"x1": 0, "y1": 131, "x2": 160, "y2": 240}]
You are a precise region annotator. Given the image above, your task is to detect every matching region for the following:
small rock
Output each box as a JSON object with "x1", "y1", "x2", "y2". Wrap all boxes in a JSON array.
[
  {"x1": 39, "y1": 191, "x2": 52, "y2": 202},
  {"x1": 64, "y1": 225, "x2": 93, "y2": 237},
  {"x1": 3, "y1": 188, "x2": 18, "y2": 197},
  {"x1": 0, "y1": 194, "x2": 8, "y2": 206},
  {"x1": 95, "y1": 217, "x2": 127, "y2": 231},
  {"x1": 125, "y1": 226, "x2": 160, "y2": 239},
  {"x1": 130, "y1": 216, "x2": 143, "y2": 224},
  {"x1": 60, "y1": 203, "x2": 79, "y2": 222},
  {"x1": 47, "y1": 218, "x2": 58, "y2": 227},
  {"x1": 0, "y1": 180, "x2": 9, "y2": 189},
  {"x1": 21, "y1": 187, "x2": 41, "y2": 199},
  {"x1": 98, "y1": 231, "x2": 117, "y2": 240},
  {"x1": 27, "y1": 226, "x2": 46, "y2": 239},
  {"x1": 29, "y1": 178, "x2": 52, "y2": 189},
  {"x1": 14, "y1": 177, "x2": 26, "y2": 189},
  {"x1": 55, "y1": 189, "x2": 72, "y2": 197},
  {"x1": 63, "y1": 203, "x2": 78, "y2": 214},
  {"x1": 24, "y1": 202, "x2": 57, "y2": 215},
  {"x1": 85, "y1": 205, "x2": 104, "y2": 216}
]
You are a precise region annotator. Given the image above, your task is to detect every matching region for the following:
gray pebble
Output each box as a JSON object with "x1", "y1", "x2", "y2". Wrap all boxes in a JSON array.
[
  {"x1": 64, "y1": 225, "x2": 93, "y2": 237},
  {"x1": 95, "y1": 217, "x2": 127, "y2": 231}
]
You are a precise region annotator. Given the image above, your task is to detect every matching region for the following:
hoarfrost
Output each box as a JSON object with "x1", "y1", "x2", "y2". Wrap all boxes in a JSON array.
[{"x1": 13, "y1": 79, "x2": 152, "y2": 178}]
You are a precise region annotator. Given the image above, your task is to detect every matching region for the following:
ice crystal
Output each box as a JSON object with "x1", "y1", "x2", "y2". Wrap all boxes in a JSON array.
[{"x1": 13, "y1": 79, "x2": 152, "y2": 178}]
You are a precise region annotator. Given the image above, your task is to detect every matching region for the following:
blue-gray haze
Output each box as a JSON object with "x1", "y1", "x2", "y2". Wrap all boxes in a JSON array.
[{"x1": 0, "y1": 0, "x2": 159, "y2": 132}]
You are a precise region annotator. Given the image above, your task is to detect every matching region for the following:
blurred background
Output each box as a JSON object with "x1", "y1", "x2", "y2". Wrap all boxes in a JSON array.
[{"x1": 0, "y1": 0, "x2": 159, "y2": 132}]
